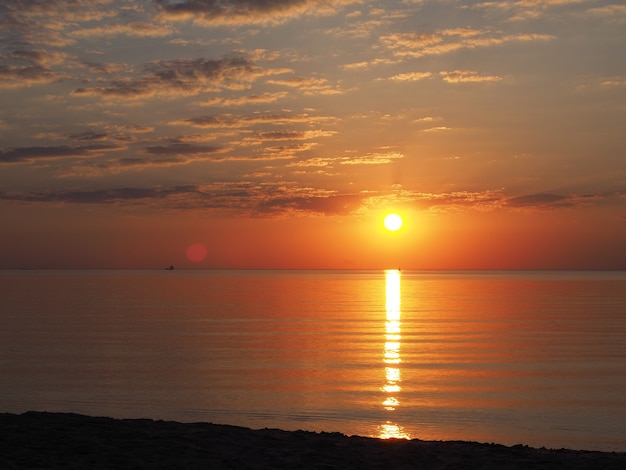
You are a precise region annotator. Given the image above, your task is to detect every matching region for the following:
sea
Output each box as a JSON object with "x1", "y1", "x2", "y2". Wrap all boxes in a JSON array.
[{"x1": 1, "y1": 269, "x2": 625, "y2": 451}]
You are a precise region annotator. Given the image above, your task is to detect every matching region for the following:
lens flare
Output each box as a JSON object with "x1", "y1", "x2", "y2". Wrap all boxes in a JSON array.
[{"x1": 186, "y1": 243, "x2": 207, "y2": 262}]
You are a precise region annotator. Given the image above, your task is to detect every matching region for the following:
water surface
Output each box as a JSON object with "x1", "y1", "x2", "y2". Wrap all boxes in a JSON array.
[{"x1": 1, "y1": 270, "x2": 625, "y2": 451}]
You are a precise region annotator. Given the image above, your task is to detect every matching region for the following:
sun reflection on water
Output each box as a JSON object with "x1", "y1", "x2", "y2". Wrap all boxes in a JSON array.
[{"x1": 378, "y1": 269, "x2": 411, "y2": 440}]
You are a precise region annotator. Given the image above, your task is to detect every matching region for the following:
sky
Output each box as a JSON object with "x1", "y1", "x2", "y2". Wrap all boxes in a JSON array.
[{"x1": 1, "y1": 0, "x2": 625, "y2": 270}]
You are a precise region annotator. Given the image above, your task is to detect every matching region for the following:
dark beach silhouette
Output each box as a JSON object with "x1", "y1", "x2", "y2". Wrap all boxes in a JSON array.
[{"x1": 1, "y1": 412, "x2": 625, "y2": 469}]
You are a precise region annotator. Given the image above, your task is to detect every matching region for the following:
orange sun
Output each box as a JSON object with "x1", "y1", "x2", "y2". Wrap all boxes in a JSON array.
[{"x1": 384, "y1": 213, "x2": 403, "y2": 231}]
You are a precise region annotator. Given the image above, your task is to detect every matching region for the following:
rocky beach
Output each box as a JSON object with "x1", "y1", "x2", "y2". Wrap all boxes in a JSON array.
[{"x1": 2, "y1": 412, "x2": 625, "y2": 469}]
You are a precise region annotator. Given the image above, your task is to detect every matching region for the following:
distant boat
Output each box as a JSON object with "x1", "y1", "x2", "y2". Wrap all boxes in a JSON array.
[{"x1": 165, "y1": 265, "x2": 174, "y2": 270}]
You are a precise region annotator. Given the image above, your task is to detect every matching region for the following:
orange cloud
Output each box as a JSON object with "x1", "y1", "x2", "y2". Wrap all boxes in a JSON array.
[
  {"x1": 70, "y1": 22, "x2": 174, "y2": 38},
  {"x1": 379, "y1": 30, "x2": 554, "y2": 60},
  {"x1": 440, "y1": 70, "x2": 503, "y2": 83}
]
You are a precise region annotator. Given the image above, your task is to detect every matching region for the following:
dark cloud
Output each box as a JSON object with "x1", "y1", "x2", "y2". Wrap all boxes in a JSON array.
[
  {"x1": 0, "y1": 63, "x2": 59, "y2": 87},
  {"x1": 68, "y1": 127, "x2": 152, "y2": 144},
  {"x1": 72, "y1": 55, "x2": 288, "y2": 98},
  {"x1": 505, "y1": 193, "x2": 571, "y2": 208},
  {"x1": 72, "y1": 79, "x2": 152, "y2": 99},
  {"x1": 0, "y1": 183, "x2": 366, "y2": 216},
  {"x1": 57, "y1": 187, "x2": 179, "y2": 204},
  {"x1": 398, "y1": 191, "x2": 603, "y2": 212},
  {"x1": 152, "y1": 0, "x2": 358, "y2": 26},
  {"x1": 145, "y1": 56, "x2": 254, "y2": 88},
  {"x1": 255, "y1": 193, "x2": 365, "y2": 216},
  {"x1": 69, "y1": 132, "x2": 109, "y2": 142},
  {"x1": 70, "y1": 21, "x2": 174, "y2": 39},
  {"x1": 0, "y1": 144, "x2": 120, "y2": 163},
  {"x1": 0, "y1": 49, "x2": 67, "y2": 88},
  {"x1": 377, "y1": 190, "x2": 505, "y2": 212},
  {"x1": 78, "y1": 61, "x2": 131, "y2": 75},
  {"x1": 143, "y1": 143, "x2": 226, "y2": 156},
  {"x1": 0, "y1": 186, "x2": 197, "y2": 205},
  {"x1": 360, "y1": 190, "x2": 598, "y2": 213},
  {"x1": 177, "y1": 112, "x2": 331, "y2": 128},
  {"x1": 256, "y1": 130, "x2": 306, "y2": 140},
  {"x1": 1, "y1": 185, "x2": 623, "y2": 218},
  {"x1": 0, "y1": 1, "x2": 115, "y2": 49},
  {"x1": 263, "y1": 142, "x2": 316, "y2": 154},
  {"x1": 3, "y1": 185, "x2": 214, "y2": 206}
]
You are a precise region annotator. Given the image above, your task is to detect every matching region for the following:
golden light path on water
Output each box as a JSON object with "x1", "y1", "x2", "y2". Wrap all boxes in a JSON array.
[{"x1": 379, "y1": 269, "x2": 411, "y2": 439}]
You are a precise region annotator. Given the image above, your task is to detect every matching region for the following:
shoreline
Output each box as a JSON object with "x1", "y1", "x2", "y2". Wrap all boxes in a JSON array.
[{"x1": 2, "y1": 412, "x2": 625, "y2": 469}]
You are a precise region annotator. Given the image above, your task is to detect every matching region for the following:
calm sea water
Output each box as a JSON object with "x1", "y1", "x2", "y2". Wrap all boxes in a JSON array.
[{"x1": 1, "y1": 270, "x2": 625, "y2": 451}]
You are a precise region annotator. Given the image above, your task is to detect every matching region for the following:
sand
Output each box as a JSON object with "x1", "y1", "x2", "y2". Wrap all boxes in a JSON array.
[{"x1": 1, "y1": 412, "x2": 625, "y2": 469}]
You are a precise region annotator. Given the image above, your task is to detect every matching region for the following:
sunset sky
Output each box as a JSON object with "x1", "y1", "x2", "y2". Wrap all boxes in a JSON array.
[{"x1": 1, "y1": 0, "x2": 625, "y2": 269}]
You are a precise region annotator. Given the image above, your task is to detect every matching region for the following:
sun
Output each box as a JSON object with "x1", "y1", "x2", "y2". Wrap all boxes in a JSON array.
[{"x1": 384, "y1": 213, "x2": 403, "y2": 232}]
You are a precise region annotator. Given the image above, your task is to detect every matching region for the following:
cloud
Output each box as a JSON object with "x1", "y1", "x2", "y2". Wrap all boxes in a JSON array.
[
  {"x1": 504, "y1": 193, "x2": 572, "y2": 208},
  {"x1": 267, "y1": 75, "x2": 345, "y2": 95},
  {"x1": 254, "y1": 142, "x2": 318, "y2": 160},
  {"x1": 340, "y1": 151, "x2": 404, "y2": 165},
  {"x1": 0, "y1": 64, "x2": 62, "y2": 88},
  {"x1": 440, "y1": 70, "x2": 503, "y2": 83},
  {"x1": 2, "y1": 50, "x2": 67, "y2": 67},
  {"x1": 287, "y1": 157, "x2": 335, "y2": 168},
  {"x1": 265, "y1": 142, "x2": 316, "y2": 152},
  {"x1": 420, "y1": 126, "x2": 452, "y2": 132},
  {"x1": 0, "y1": 0, "x2": 117, "y2": 48},
  {"x1": 2, "y1": 0, "x2": 118, "y2": 23},
  {"x1": 0, "y1": 186, "x2": 198, "y2": 205},
  {"x1": 68, "y1": 125, "x2": 154, "y2": 144},
  {"x1": 72, "y1": 55, "x2": 291, "y2": 99},
  {"x1": 0, "y1": 182, "x2": 367, "y2": 216},
  {"x1": 70, "y1": 22, "x2": 174, "y2": 39},
  {"x1": 163, "y1": 132, "x2": 237, "y2": 143},
  {"x1": 152, "y1": 0, "x2": 360, "y2": 26},
  {"x1": 601, "y1": 77, "x2": 626, "y2": 87},
  {"x1": 0, "y1": 49, "x2": 69, "y2": 88},
  {"x1": 442, "y1": 28, "x2": 482, "y2": 38},
  {"x1": 255, "y1": 193, "x2": 365, "y2": 215},
  {"x1": 367, "y1": 190, "x2": 625, "y2": 213},
  {"x1": 380, "y1": 32, "x2": 442, "y2": 58},
  {"x1": 2, "y1": 183, "x2": 622, "y2": 218},
  {"x1": 469, "y1": 0, "x2": 587, "y2": 22},
  {"x1": 69, "y1": 132, "x2": 110, "y2": 142},
  {"x1": 342, "y1": 58, "x2": 395, "y2": 70},
  {"x1": 245, "y1": 129, "x2": 335, "y2": 143},
  {"x1": 143, "y1": 143, "x2": 228, "y2": 157},
  {"x1": 384, "y1": 71, "x2": 432, "y2": 81},
  {"x1": 0, "y1": 144, "x2": 121, "y2": 164},
  {"x1": 202, "y1": 91, "x2": 288, "y2": 107},
  {"x1": 285, "y1": 151, "x2": 404, "y2": 170},
  {"x1": 379, "y1": 30, "x2": 554, "y2": 60},
  {"x1": 173, "y1": 112, "x2": 334, "y2": 128},
  {"x1": 387, "y1": 190, "x2": 504, "y2": 211},
  {"x1": 324, "y1": 17, "x2": 390, "y2": 39},
  {"x1": 111, "y1": 143, "x2": 234, "y2": 169},
  {"x1": 71, "y1": 80, "x2": 155, "y2": 99},
  {"x1": 587, "y1": 4, "x2": 626, "y2": 20}
]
